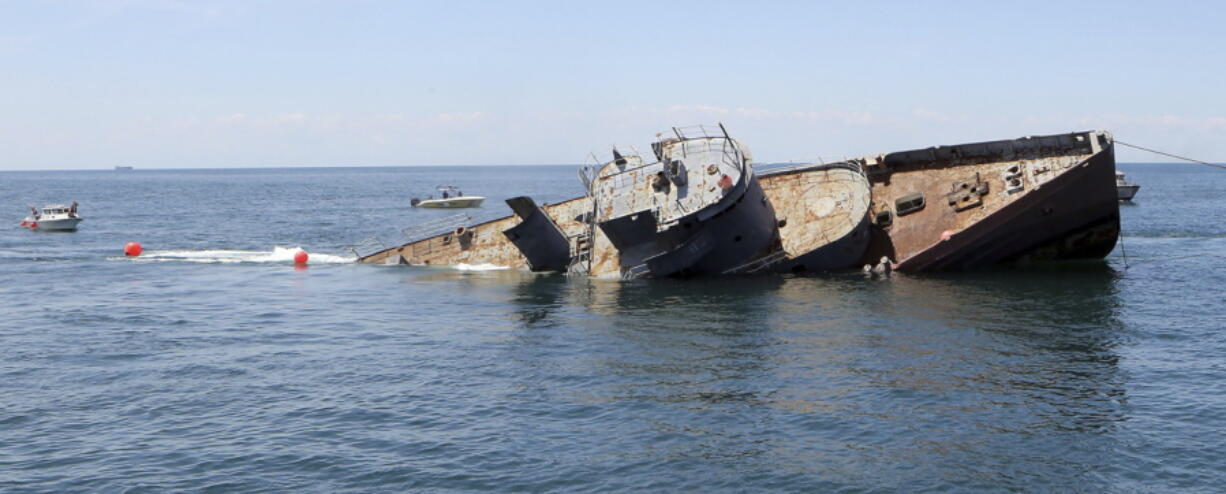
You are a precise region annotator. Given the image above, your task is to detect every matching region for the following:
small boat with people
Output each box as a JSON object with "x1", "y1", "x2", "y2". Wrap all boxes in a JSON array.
[
  {"x1": 20, "y1": 202, "x2": 83, "y2": 231},
  {"x1": 411, "y1": 186, "x2": 485, "y2": 209},
  {"x1": 1116, "y1": 171, "x2": 1140, "y2": 201}
]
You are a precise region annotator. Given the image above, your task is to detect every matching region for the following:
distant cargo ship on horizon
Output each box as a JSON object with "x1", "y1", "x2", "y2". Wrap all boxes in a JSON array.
[{"x1": 114, "y1": 165, "x2": 134, "y2": 171}]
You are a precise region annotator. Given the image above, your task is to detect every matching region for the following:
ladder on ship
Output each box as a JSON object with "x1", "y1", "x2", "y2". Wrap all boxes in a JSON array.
[
  {"x1": 569, "y1": 167, "x2": 600, "y2": 276},
  {"x1": 568, "y1": 230, "x2": 593, "y2": 276}
]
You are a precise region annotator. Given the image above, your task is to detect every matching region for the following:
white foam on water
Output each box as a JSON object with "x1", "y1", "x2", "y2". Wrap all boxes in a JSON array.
[
  {"x1": 122, "y1": 246, "x2": 354, "y2": 264},
  {"x1": 452, "y1": 263, "x2": 510, "y2": 271}
]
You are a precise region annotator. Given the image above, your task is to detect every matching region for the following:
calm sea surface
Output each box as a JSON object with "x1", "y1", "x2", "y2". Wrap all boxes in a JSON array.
[{"x1": 0, "y1": 163, "x2": 1223, "y2": 492}]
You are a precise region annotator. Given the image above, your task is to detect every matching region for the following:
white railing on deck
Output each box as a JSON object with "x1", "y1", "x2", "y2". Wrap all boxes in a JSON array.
[
  {"x1": 401, "y1": 213, "x2": 473, "y2": 243},
  {"x1": 348, "y1": 237, "x2": 387, "y2": 258}
]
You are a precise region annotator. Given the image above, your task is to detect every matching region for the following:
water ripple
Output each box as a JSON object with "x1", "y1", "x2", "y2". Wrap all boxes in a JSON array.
[{"x1": 0, "y1": 165, "x2": 1223, "y2": 492}]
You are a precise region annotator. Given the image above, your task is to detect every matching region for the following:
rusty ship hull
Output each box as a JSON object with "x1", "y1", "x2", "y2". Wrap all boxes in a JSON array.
[
  {"x1": 860, "y1": 130, "x2": 1119, "y2": 271},
  {"x1": 356, "y1": 130, "x2": 1119, "y2": 276},
  {"x1": 752, "y1": 162, "x2": 873, "y2": 274}
]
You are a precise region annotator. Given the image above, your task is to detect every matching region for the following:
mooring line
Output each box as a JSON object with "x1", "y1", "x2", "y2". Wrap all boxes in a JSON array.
[
  {"x1": 1112, "y1": 139, "x2": 1224, "y2": 269},
  {"x1": 1116, "y1": 140, "x2": 1226, "y2": 170}
]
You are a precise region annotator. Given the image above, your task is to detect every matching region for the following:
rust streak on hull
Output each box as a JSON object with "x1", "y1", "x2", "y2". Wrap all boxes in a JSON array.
[{"x1": 862, "y1": 131, "x2": 1118, "y2": 272}]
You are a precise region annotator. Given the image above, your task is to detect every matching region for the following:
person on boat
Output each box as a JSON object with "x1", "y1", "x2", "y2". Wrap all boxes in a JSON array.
[
  {"x1": 442, "y1": 190, "x2": 450, "y2": 199},
  {"x1": 29, "y1": 206, "x2": 39, "y2": 220},
  {"x1": 69, "y1": 201, "x2": 78, "y2": 217}
]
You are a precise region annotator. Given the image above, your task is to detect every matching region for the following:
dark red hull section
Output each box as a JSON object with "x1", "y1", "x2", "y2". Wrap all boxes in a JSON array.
[{"x1": 894, "y1": 144, "x2": 1119, "y2": 272}]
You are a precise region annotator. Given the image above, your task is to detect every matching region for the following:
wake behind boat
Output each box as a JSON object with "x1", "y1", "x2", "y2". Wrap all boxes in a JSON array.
[
  {"x1": 411, "y1": 186, "x2": 485, "y2": 209},
  {"x1": 20, "y1": 202, "x2": 83, "y2": 231}
]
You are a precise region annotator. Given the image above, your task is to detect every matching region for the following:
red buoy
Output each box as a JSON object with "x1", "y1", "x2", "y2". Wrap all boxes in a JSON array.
[
  {"x1": 293, "y1": 250, "x2": 309, "y2": 265},
  {"x1": 124, "y1": 241, "x2": 142, "y2": 257}
]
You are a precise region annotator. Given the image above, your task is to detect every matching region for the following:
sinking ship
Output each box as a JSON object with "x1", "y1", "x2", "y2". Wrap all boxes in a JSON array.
[
  {"x1": 583, "y1": 125, "x2": 780, "y2": 278},
  {"x1": 861, "y1": 130, "x2": 1118, "y2": 271},
  {"x1": 355, "y1": 127, "x2": 1119, "y2": 276}
]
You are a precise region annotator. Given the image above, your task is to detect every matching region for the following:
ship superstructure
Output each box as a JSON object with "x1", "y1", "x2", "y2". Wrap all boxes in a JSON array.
[{"x1": 585, "y1": 125, "x2": 778, "y2": 278}]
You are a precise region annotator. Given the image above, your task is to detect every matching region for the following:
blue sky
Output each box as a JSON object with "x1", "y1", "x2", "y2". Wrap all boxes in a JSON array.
[{"x1": 1, "y1": 0, "x2": 1223, "y2": 169}]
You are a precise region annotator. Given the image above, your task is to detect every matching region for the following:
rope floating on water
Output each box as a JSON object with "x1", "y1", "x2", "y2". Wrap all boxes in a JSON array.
[{"x1": 1116, "y1": 140, "x2": 1226, "y2": 170}]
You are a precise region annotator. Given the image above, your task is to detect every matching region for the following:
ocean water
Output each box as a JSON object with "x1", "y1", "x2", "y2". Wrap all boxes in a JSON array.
[{"x1": 0, "y1": 163, "x2": 1223, "y2": 493}]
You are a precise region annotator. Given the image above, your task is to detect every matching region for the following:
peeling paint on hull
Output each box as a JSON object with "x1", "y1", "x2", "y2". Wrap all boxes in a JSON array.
[{"x1": 862, "y1": 130, "x2": 1119, "y2": 272}]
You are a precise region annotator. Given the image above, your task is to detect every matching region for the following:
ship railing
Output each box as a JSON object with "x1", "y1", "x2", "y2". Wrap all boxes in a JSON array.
[
  {"x1": 347, "y1": 236, "x2": 387, "y2": 259},
  {"x1": 667, "y1": 134, "x2": 746, "y2": 176},
  {"x1": 621, "y1": 263, "x2": 651, "y2": 280},
  {"x1": 401, "y1": 213, "x2": 473, "y2": 243},
  {"x1": 578, "y1": 165, "x2": 597, "y2": 193},
  {"x1": 671, "y1": 124, "x2": 730, "y2": 141},
  {"x1": 721, "y1": 140, "x2": 746, "y2": 173},
  {"x1": 594, "y1": 141, "x2": 747, "y2": 222},
  {"x1": 722, "y1": 250, "x2": 790, "y2": 275},
  {"x1": 673, "y1": 131, "x2": 744, "y2": 174},
  {"x1": 400, "y1": 213, "x2": 476, "y2": 259},
  {"x1": 587, "y1": 152, "x2": 658, "y2": 203},
  {"x1": 679, "y1": 123, "x2": 744, "y2": 166},
  {"x1": 590, "y1": 125, "x2": 745, "y2": 217},
  {"x1": 758, "y1": 159, "x2": 865, "y2": 178},
  {"x1": 590, "y1": 160, "x2": 653, "y2": 209},
  {"x1": 589, "y1": 147, "x2": 652, "y2": 179}
]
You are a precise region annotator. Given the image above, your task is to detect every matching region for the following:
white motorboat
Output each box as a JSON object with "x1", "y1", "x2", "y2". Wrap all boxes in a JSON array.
[
  {"x1": 20, "y1": 202, "x2": 83, "y2": 231},
  {"x1": 411, "y1": 186, "x2": 485, "y2": 209},
  {"x1": 1116, "y1": 171, "x2": 1140, "y2": 201}
]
